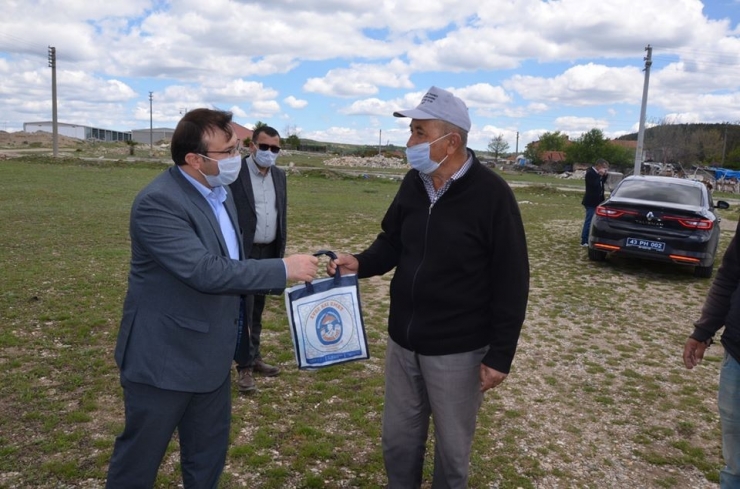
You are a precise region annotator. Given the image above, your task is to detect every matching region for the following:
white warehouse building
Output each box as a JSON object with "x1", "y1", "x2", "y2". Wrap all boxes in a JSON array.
[
  {"x1": 23, "y1": 121, "x2": 132, "y2": 142},
  {"x1": 131, "y1": 128, "x2": 175, "y2": 144}
]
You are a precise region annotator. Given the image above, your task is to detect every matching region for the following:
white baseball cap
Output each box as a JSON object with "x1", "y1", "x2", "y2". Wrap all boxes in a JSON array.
[{"x1": 393, "y1": 86, "x2": 471, "y2": 132}]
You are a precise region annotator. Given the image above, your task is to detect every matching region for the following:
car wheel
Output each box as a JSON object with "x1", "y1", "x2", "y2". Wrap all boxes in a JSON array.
[
  {"x1": 694, "y1": 264, "x2": 713, "y2": 279},
  {"x1": 587, "y1": 248, "x2": 606, "y2": 262}
]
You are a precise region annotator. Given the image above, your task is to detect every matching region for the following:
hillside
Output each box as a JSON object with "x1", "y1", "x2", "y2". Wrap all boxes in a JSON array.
[
  {"x1": 616, "y1": 122, "x2": 740, "y2": 167},
  {"x1": 0, "y1": 130, "x2": 83, "y2": 148}
]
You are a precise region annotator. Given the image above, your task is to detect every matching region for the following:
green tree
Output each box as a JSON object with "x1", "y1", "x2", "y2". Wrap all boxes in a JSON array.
[
  {"x1": 522, "y1": 141, "x2": 538, "y2": 163},
  {"x1": 566, "y1": 128, "x2": 609, "y2": 165},
  {"x1": 286, "y1": 134, "x2": 300, "y2": 149},
  {"x1": 244, "y1": 121, "x2": 269, "y2": 146},
  {"x1": 690, "y1": 128, "x2": 723, "y2": 164},
  {"x1": 725, "y1": 146, "x2": 740, "y2": 170},
  {"x1": 125, "y1": 140, "x2": 138, "y2": 156},
  {"x1": 524, "y1": 130, "x2": 569, "y2": 164},
  {"x1": 538, "y1": 131, "x2": 569, "y2": 152},
  {"x1": 487, "y1": 134, "x2": 509, "y2": 160},
  {"x1": 600, "y1": 144, "x2": 634, "y2": 171}
]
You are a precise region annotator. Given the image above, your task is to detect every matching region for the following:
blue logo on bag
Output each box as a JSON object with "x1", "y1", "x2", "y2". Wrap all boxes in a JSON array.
[{"x1": 316, "y1": 307, "x2": 342, "y2": 345}]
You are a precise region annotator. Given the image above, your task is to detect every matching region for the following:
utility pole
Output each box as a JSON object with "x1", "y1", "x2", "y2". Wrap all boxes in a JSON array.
[
  {"x1": 378, "y1": 129, "x2": 382, "y2": 155},
  {"x1": 515, "y1": 131, "x2": 519, "y2": 155},
  {"x1": 634, "y1": 45, "x2": 652, "y2": 176},
  {"x1": 722, "y1": 123, "x2": 728, "y2": 167},
  {"x1": 48, "y1": 46, "x2": 58, "y2": 158},
  {"x1": 149, "y1": 91, "x2": 153, "y2": 155}
]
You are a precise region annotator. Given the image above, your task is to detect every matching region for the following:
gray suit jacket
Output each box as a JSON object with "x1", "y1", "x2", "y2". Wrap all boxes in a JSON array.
[
  {"x1": 114, "y1": 166, "x2": 287, "y2": 392},
  {"x1": 229, "y1": 156, "x2": 288, "y2": 258}
]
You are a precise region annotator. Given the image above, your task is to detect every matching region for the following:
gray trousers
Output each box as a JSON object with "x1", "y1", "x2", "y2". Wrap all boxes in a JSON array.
[{"x1": 382, "y1": 338, "x2": 486, "y2": 489}]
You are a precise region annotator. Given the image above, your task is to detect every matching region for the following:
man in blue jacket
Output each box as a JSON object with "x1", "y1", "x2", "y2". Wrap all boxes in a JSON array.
[{"x1": 329, "y1": 86, "x2": 529, "y2": 488}]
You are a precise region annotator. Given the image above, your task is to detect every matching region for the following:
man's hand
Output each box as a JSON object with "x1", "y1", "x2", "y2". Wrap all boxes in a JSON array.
[
  {"x1": 480, "y1": 364, "x2": 507, "y2": 392},
  {"x1": 327, "y1": 253, "x2": 359, "y2": 276},
  {"x1": 683, "y1": 337, "x2": 709, "y2": 369},
  {"x1": 283, "y1": 254, "x2": 319, "y2": 283}
]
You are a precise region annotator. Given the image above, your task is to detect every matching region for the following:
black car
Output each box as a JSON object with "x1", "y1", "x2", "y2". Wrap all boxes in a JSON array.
[{"x1": 587, "y1": 175, "x2": 730, "y2": 278}]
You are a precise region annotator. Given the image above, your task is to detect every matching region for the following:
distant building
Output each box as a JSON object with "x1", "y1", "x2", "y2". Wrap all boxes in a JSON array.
[
  {"x1": 23, "y1": 121, "x2": 131, "y2": 142},
  {"x1": 540, "y1": 150, "x2": 566, "y2": 163},
  {"x1": 131, "y1": 128, "x2": 175, "y2": 144},
  {"x1": 132, "y1": 122, "x2": 252, "y2": 145},
  {"x1": 23, "y1": 119, "x2": 251, "y2": 146},
  {"x1": 230, "y1": 121, "x2": 253, "y2": 143}
]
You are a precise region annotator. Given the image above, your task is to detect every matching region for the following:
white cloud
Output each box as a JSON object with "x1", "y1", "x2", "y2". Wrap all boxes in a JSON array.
[
  {"x1": 304, "y1": 60, "x2": 414, "y2": 97},
  {"x1": 505, "y1": 64, "x2": 644, "y2": 106},
  {"x1": 206, "y1": 80, "x2": 278, "y2": 100},
  {"x1": 1, "y1": 0, "x2": 739, "y2": 148},
  {"x1": 284, "y1": 96, "x2": 308, "y2": 109},
  {"x1": 340, "y1": 98, "x2": 395, "y2": 117},
  {"x1": 452, "y1": 84, "x2": 512, "y2": 109},
  {"x1": 251, "y1": 100, "x2": 281, "y2": 118},
  {"x1": 302, "y1": 126, "x2": 367, "y2": 145},
  {"x1": 554, "y1": 116, "x2": 610, "y2": 132}
]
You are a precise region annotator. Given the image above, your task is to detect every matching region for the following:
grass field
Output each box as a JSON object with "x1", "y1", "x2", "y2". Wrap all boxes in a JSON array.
[{"x1": 1, "y1": 155, "x2": 738, "y2": 488}]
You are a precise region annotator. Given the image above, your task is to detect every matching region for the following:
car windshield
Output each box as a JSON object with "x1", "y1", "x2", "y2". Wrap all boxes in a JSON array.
[{"x1": 614, "y1": 180, "x2": 703, "y2": 206}]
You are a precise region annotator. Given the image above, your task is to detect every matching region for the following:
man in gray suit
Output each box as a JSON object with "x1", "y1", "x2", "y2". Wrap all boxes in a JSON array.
[
  {"x1": 106, "y1": 108, "x2": 318, "y2": 488},
  {"x1": 230, "y1": 125, "x2": 287, "y2": 393}
]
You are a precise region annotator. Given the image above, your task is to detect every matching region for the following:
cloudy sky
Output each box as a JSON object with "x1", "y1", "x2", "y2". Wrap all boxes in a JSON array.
[{"x1": 1, "y1": 0, "x2": 740, "y2": 152}]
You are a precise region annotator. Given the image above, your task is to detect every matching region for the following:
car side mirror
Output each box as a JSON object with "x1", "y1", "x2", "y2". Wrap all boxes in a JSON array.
[{"x1": 715, "y1": 200, "x2": 730, "y2": 210}]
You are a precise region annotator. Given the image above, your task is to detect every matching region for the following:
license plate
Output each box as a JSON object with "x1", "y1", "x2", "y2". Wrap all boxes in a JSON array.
[{"x1": 626, "y1": 237, "x2": 665, "y2": 252}]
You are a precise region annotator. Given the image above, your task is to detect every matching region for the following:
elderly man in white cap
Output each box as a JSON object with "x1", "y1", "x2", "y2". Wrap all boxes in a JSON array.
[{"x1": 328, "y1": 86, "x2": 530, "y2": 488}]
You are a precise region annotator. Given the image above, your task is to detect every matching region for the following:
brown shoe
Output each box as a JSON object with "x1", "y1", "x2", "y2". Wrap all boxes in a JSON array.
[
  {"x1": 236, "y1": 368, "x2": 257, "y2": 393},
  {"x1": 253, "y1": 359, "x2": 280, "y2": 377}
]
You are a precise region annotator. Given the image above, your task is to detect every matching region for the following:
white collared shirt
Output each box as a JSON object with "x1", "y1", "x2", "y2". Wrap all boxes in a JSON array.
[{"x1": 179, "y1": 167, "x2": 239, "y2": 259}]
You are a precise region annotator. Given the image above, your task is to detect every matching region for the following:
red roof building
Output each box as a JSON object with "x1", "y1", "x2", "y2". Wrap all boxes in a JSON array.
[{"x1": 230, "y1": 121, "x2": 253, "y2": 143}]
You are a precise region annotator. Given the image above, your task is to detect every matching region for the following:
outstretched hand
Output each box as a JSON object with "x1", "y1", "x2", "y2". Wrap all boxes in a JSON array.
[
  {"x1": 327, "y1": 253, "x2": 359, "y2": 276},
  {"x1": 283, "y1": 254, "x2": 319, "y2": 283}
]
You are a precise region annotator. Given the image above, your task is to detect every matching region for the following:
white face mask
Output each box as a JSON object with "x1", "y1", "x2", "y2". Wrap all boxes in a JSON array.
[
  {"x1": 198, "y1": 154, "x2": 242, "y2": 187},
  {"x1": 405, "y1": 133, "x2": 452, "y2": 175},
  {"x1": 254, "y1": 149, "x2": 278, "y2": 168}
]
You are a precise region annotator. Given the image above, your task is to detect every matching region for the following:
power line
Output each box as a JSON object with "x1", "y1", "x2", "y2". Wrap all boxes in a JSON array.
[
  {"x1": 0, "y1": 31, "x2": 48, "y2": 56},
  {"x1": 650, "y1": 45, "x2": 740, "y2": 74}
]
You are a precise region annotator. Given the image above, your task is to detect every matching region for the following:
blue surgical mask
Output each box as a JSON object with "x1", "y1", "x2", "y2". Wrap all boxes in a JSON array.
[
  {"x1": 198, "y1": 154, "x2": 242, "y2": 187},
  {"x1": 254, "y1": 149, "x2": 278, "y2": 168},
  {"x1": 405, "y1": 133, "x2": 452, "y2": 175}
]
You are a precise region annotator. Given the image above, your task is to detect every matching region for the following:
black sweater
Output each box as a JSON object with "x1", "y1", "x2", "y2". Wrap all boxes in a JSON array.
[
  {"x1": 355, "y1": 155, "x2": 529, "y2": 373},
  {"x1": 581, "y1": 166, "x2": 607, "y2": 207},
  {"x1": 692, "y1": 219, "x2": 740, "y2": 362}
]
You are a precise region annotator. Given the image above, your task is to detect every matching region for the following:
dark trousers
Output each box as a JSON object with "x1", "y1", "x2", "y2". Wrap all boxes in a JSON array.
[
  {"x1": 106, "y1": 374, "x2": 231, "y2": 489},
  {"x1": 234, "y1": 241, "x2": 278, "y2": 370}
]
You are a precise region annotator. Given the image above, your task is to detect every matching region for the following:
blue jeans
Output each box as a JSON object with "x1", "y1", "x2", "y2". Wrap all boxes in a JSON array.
[
  {"x1": 720, "y1": 352, "x2": 740, "y2": 488},
  {"x1": 581, "y1": 206, "x2": 596, "y2": 245}
]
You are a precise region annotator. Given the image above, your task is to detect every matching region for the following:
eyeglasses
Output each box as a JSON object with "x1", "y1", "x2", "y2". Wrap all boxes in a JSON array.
[
  {"x1": 258, "y1": 143, "x2": 281, "y2": 154},
  {"x1": 207, "y1": 142, "x2": 243, "y2": 157}
]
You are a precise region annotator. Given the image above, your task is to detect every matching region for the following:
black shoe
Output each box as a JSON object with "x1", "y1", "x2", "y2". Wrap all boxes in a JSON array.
[{"x1": 253, "y1": 359, "x2": 280, "y2": 377}]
